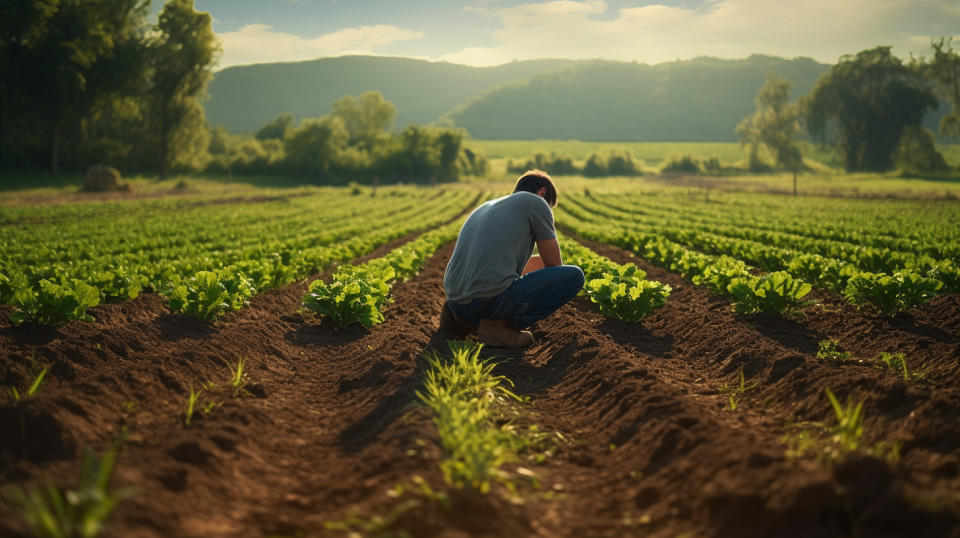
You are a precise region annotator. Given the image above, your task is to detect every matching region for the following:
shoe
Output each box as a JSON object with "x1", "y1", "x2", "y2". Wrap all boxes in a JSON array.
[
  {"x1": 477, "y1": 319, "x2": 534, "y2": 348},
  {"x1": 440, "y1": 302, "x2": 476, "y2": 338}
]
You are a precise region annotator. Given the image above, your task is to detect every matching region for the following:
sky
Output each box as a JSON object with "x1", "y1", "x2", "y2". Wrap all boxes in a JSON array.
[{"x1": 172, "y1": 0, "x2": 960, "y2": 70}]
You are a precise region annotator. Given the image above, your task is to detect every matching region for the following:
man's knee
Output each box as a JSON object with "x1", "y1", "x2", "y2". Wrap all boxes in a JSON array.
[{"x1": 560, "y1": 265, "x2": 585, "y2": 293}]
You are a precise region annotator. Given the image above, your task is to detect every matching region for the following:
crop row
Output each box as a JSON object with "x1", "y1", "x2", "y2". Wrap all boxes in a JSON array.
[
  {"x1": 559, "y1": 198, "x2": 947, "y2": 316},
  {"x1": 559, "y1": 235, "x2": 671, "y2": 322},
  {"x1": 598, "y1": 189, "x2": 959, "y2": 257},
  {"x1": 1, "y1": 189, "x2": 478, "y2": 324},
  {"x1": 302, "y1": 219, "x2": 463, "y2": 327},
  {"x1": 580, "y1": 192, "x2": 960, "y2": 274}
]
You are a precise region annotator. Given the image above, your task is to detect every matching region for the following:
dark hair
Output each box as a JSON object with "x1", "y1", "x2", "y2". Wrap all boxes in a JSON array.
[{"x1": 514, "y1": 169, "x2": 558, "y2": 207}]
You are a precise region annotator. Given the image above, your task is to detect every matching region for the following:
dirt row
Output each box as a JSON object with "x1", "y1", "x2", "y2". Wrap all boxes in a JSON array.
[{"x1": 1, "y1": 235, "x2": 959, "y2": 537}]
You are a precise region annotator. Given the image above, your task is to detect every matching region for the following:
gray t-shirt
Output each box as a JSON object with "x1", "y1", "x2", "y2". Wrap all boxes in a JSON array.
[{"x1": 443, "y1": 191, "x2": 556, "y2": 303}]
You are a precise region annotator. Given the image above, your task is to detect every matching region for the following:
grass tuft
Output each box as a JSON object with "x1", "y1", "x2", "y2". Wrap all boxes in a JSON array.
[{"x1": 5, "y1": 444, "x2": 132, "y2": 538}]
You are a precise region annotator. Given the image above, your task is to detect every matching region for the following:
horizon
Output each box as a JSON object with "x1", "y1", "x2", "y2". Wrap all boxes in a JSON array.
[{"x1": 165, "y1": 1, "x2": 960, "y2": 71}]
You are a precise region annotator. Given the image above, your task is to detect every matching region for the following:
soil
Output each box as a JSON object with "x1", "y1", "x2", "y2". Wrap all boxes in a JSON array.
[{"x1": 1, "y1": 234, "x2": 959, "y2": 537}]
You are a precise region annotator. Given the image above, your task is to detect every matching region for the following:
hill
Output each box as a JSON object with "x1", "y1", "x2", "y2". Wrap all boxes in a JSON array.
[
  {"x1": 446, "y1": 55, "x2": 830, "y2": 142},
  {"x1": 204, "y1": 56, "x2": 580, "y2": 133}
]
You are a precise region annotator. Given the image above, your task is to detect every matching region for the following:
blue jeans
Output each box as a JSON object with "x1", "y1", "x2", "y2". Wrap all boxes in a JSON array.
[{"x1": 448, "y1": 265, "x2": 585, "y2": 330}]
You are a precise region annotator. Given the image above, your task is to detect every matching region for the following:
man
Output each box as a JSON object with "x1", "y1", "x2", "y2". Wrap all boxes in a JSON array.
[{"x1": 440, "y1": 170, "x2": 585, "y2": 348}]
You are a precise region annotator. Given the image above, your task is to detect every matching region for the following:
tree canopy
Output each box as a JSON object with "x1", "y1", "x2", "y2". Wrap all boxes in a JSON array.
[
  {"x1": 804, "y1": 46, "x2": 938, "y2": 172},
  {"x1": 736, "y1": 73, "x2": 802, "y2": 172}
]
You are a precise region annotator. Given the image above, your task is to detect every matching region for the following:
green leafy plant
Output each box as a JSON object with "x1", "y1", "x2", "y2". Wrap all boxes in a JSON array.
[
  {"x1": 825, "y1": 388, "x2": 864, "y2": 453},
  {"x1": 585, "y1": 268, "x2": 671, "y2": 322},
  {"x1": 303, "y1": 266, "x2": 393, "y2": 328},
  {"x1": 816, "y1": 339, "x2": 852, "y2": 361},
  {"x1": 167, "y1": 270, "x2": 255, "y2": 321},
  {"x1": 728, "y1": 271, "x2": 813, "y2": 315},
  {"x1": 843, "y1": 271, "x2": 942, "y2": 316},
  {"x1": 11, "y1": 279, "x2": 100, "y2": 325},
  {"x1": 6, "y1": 444, "x2": 132, "y2": 538}
]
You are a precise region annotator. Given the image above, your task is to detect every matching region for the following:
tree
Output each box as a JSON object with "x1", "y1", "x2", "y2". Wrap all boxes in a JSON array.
[
  {"x1": 919, "y1": 37, "x2": 960, "y2": 140},
  {"x1": 283, "y1": 117, "x2": 349, "y2": 177},
  {"x1": 149, "y1": 0, "x2": 220, "y2": 177},
  {"x1": 737, "y1": 74, "x2": 803, "y2": 194},
  {"x1": 255, "y1": 113, "x2": 294, "y2": 141},
  {"x1": 330, "y1": 91, "x2": 395, "y2": 149},
  {"x1": 804, "y1": 46, "x2": 938, "y2": 172}
]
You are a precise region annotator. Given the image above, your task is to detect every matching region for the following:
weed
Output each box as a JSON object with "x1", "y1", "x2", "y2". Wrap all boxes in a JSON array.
[
  {"x1": 5, "y1": 444, "x2": 132, "y2": 538},
  {"x1": 184, "y1": 385, "x2": 201, "y2": 427},
  {"x1": 825, "y1": 388, "x2": 863, "y2": 452},
  {"x1": 324, "y1": 475, "x2": 448, "y2": 537},
  {"x1": 121, "y1": 402, "x2": 136, "y2": 414},
  {"x1": 416, "y1": 341, "x2": 527, "y2": 493},
  {"x1": 9, "y1": 367, "x2": 48, "y2": 401},
  {"x1": 717, "y1": 368, "x2": 757, "y2": 411},
  {"x1": 816, "y1": 339, "x2": 852, "y2": 361},
  {"x1": 877, "y1": 352, "x2": 918, "y2": 381},
  {"x1": 229, "y1": 357, "x2": 247, "y2": 395}
]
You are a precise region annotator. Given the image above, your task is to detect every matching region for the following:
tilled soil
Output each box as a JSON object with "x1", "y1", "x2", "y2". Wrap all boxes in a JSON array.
[{"x1": 1, "y1": 236, "x2": 959, "y2": 537}]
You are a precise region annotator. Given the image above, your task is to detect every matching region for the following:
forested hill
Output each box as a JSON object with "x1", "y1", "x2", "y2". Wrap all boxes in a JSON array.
[
  {"x1": 204, "y1": 56, "x2": 580, "y2": 133},
  {"x1": 446, "y1": 55, "x2": 831, "y2": 141}
]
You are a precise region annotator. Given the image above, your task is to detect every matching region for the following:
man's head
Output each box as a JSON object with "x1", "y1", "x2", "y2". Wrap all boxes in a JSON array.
[{"x1": 514, "y1": 169, "x2": 558, "y2": 207}]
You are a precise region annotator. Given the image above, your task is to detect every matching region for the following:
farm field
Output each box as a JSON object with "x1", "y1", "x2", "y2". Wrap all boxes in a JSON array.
[{"x1": 2, "y1": 179, "x2": 960, "y2": 537}]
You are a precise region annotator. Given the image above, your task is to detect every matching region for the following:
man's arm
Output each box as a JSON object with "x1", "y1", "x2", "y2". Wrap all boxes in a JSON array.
[{"x1": 536, "y1": 237, "x2": 562, "y2": 267}]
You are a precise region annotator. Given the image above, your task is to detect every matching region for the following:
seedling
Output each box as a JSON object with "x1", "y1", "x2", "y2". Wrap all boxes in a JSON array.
[
  {"x1": 229, "y1": 357, "x2": 247, "y2": 395},
  {"x1": 9, "y1": 367, "x2": 48, "y2": 401},
  {"x1": 184, "y1": 385, "x2": 201, "y2": 427},
  {"x1": 825, "y1": 388, "x2": 863, "y2": 452},
  {"x1": 718, "y1": 368, "x2": 757, "y2": 411},
  {"x1": 6, "y1": 444, "x2": 133, "y2": 538},
  {"x1": 816, "y1": 339, "x2": 852, "y2": 361},
  {"x1": 877, "y1": 352, "x2": 917, "y2": 381}
]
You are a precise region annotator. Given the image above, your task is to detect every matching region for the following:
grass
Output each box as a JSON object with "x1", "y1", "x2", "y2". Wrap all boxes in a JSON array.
[
  {"x1": 784, "y1": 388, "x2": 900, "y2": 463},
  {"x1": 717, "y1": 368, "x2": 757, "y2": 411},
  {"x1": 229, "y1": 357, "x2": 247, "y2": 395},
  {"x1": 416, "y1": 341, "x2": 526, "y2": 493},
  {"x1": 9, "y1": 367, "x2": 48, "y2": 401},
  {"x1": 876, "y1": 352, "x2": 922, "y2": 381},
  {"x1": 5, "y1": 444, "x2": 132, "y2": 538},
  {"x1": 184, "y1": 385, "x2": 201, "y2": 427}
]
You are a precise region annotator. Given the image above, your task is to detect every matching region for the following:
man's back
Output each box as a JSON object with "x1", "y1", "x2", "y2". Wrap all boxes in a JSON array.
[{"x1": 443, "y1": 191, "x2": 555, "y2": 303}]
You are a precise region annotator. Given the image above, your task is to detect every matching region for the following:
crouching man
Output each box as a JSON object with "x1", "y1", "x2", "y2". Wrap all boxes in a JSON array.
[{"x1": 440, "y1": 170, "x2": 585, "y2": 348}]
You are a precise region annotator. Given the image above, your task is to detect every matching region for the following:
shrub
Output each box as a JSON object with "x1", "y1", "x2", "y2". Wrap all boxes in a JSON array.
[{"x1": 661, "y1": 154, "x2": 701, "y2": 174}]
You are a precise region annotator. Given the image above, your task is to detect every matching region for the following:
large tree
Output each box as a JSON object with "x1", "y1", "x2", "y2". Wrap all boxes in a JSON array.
[
  {"x1": 330, "y1": 91, "x2": 396, "y2": 149},
  {"x1": 149, "y1": 0, "x2": 219, "y2": 177},
  {"x1": 919, "y1": 37, "x2": 960, "y2": 140},
  {"x1": 737, "y1": 73, "x2": 803, "y2": 192},
  {"x1": 804, "y1": 46, "x2": 938, "y2": 172}
]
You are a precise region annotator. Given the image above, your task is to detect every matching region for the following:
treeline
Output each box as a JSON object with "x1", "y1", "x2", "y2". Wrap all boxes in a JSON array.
[
  {"x1": 0, "y1": 0, "x2": 218, "y2": 177},
  {"x1": 208, "y1": 91, "x2": 487, "y2": 183},
  {"x1": 0, "y1": 1, "x2": 483, "y2": 183}
]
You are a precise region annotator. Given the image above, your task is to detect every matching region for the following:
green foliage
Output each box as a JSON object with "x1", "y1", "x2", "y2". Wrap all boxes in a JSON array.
[
  {"x1": 894, "y1": 125, "x2": 950, "y2": 174},
  {"x1": 416, "y1": 341, "x2": 525, "y2": 492},
  {"x1": 229, "y1": 357, "x2": 247, "y2": 395},
  {"x1": 255, "y1": 113, "x2": 294, "y2": 141},
  {"x1": 824, "y1": 388, "x2": 864, "y2": 452},
  {"x1": 302, "y1": 223, "x2": 461, "y2": 328},
  {"x1": 843, "y1": 271, "x2": 942, "y2": 316},
  {"x1": 816, "y1": 340, "x2": 852, "y2": 361},
  {"x1": 917, "y1": 37, "x2": 960, "y2": 139},
  {"x1": 6, "y1": 444, "x2": 132, "y2": 538},
  {"x1": 727, "y1": 271, "x2": 812, "y2": 315},
  {"x1": 331, "y1": 91, "x2": 396, "y2": 148},
  {"x1": 562, "y1": 236, "x2": 670, "y2": 322},
  {"x1": 283, "y1": 116, "x2": 351, "y2": 177},
  {"x1": 166, "y1": 270, "x2": 254, "y2": 321},
  {"x1": 507, "y1": 151, "x2": 578, "y2": 176},
  {"x1": 804, "y1": 46, "x2": 938, "y2": 172},
  {"x1": 737, "y1": 73, "x2": 803, "y2": 172},
  {"x1": 11, "y1": 279, "x2": 101, "y2": 325},
  {"x1": 660, "y1": 154, "x2": 702, "y2": 174}
]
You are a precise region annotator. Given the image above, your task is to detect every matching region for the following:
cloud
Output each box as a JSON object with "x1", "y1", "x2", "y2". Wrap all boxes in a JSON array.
[
  {"x1": 440, "y1": 0, "x2": 960, "y2": 66},
  {"x1": 217, "y1": 24, "x2": 424, "y2": 68}
]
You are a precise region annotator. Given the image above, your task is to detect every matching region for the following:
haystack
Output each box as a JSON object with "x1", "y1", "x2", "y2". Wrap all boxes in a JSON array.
[{"x1": 82, "y1": 165, "x2": 129, "y2": 192}]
